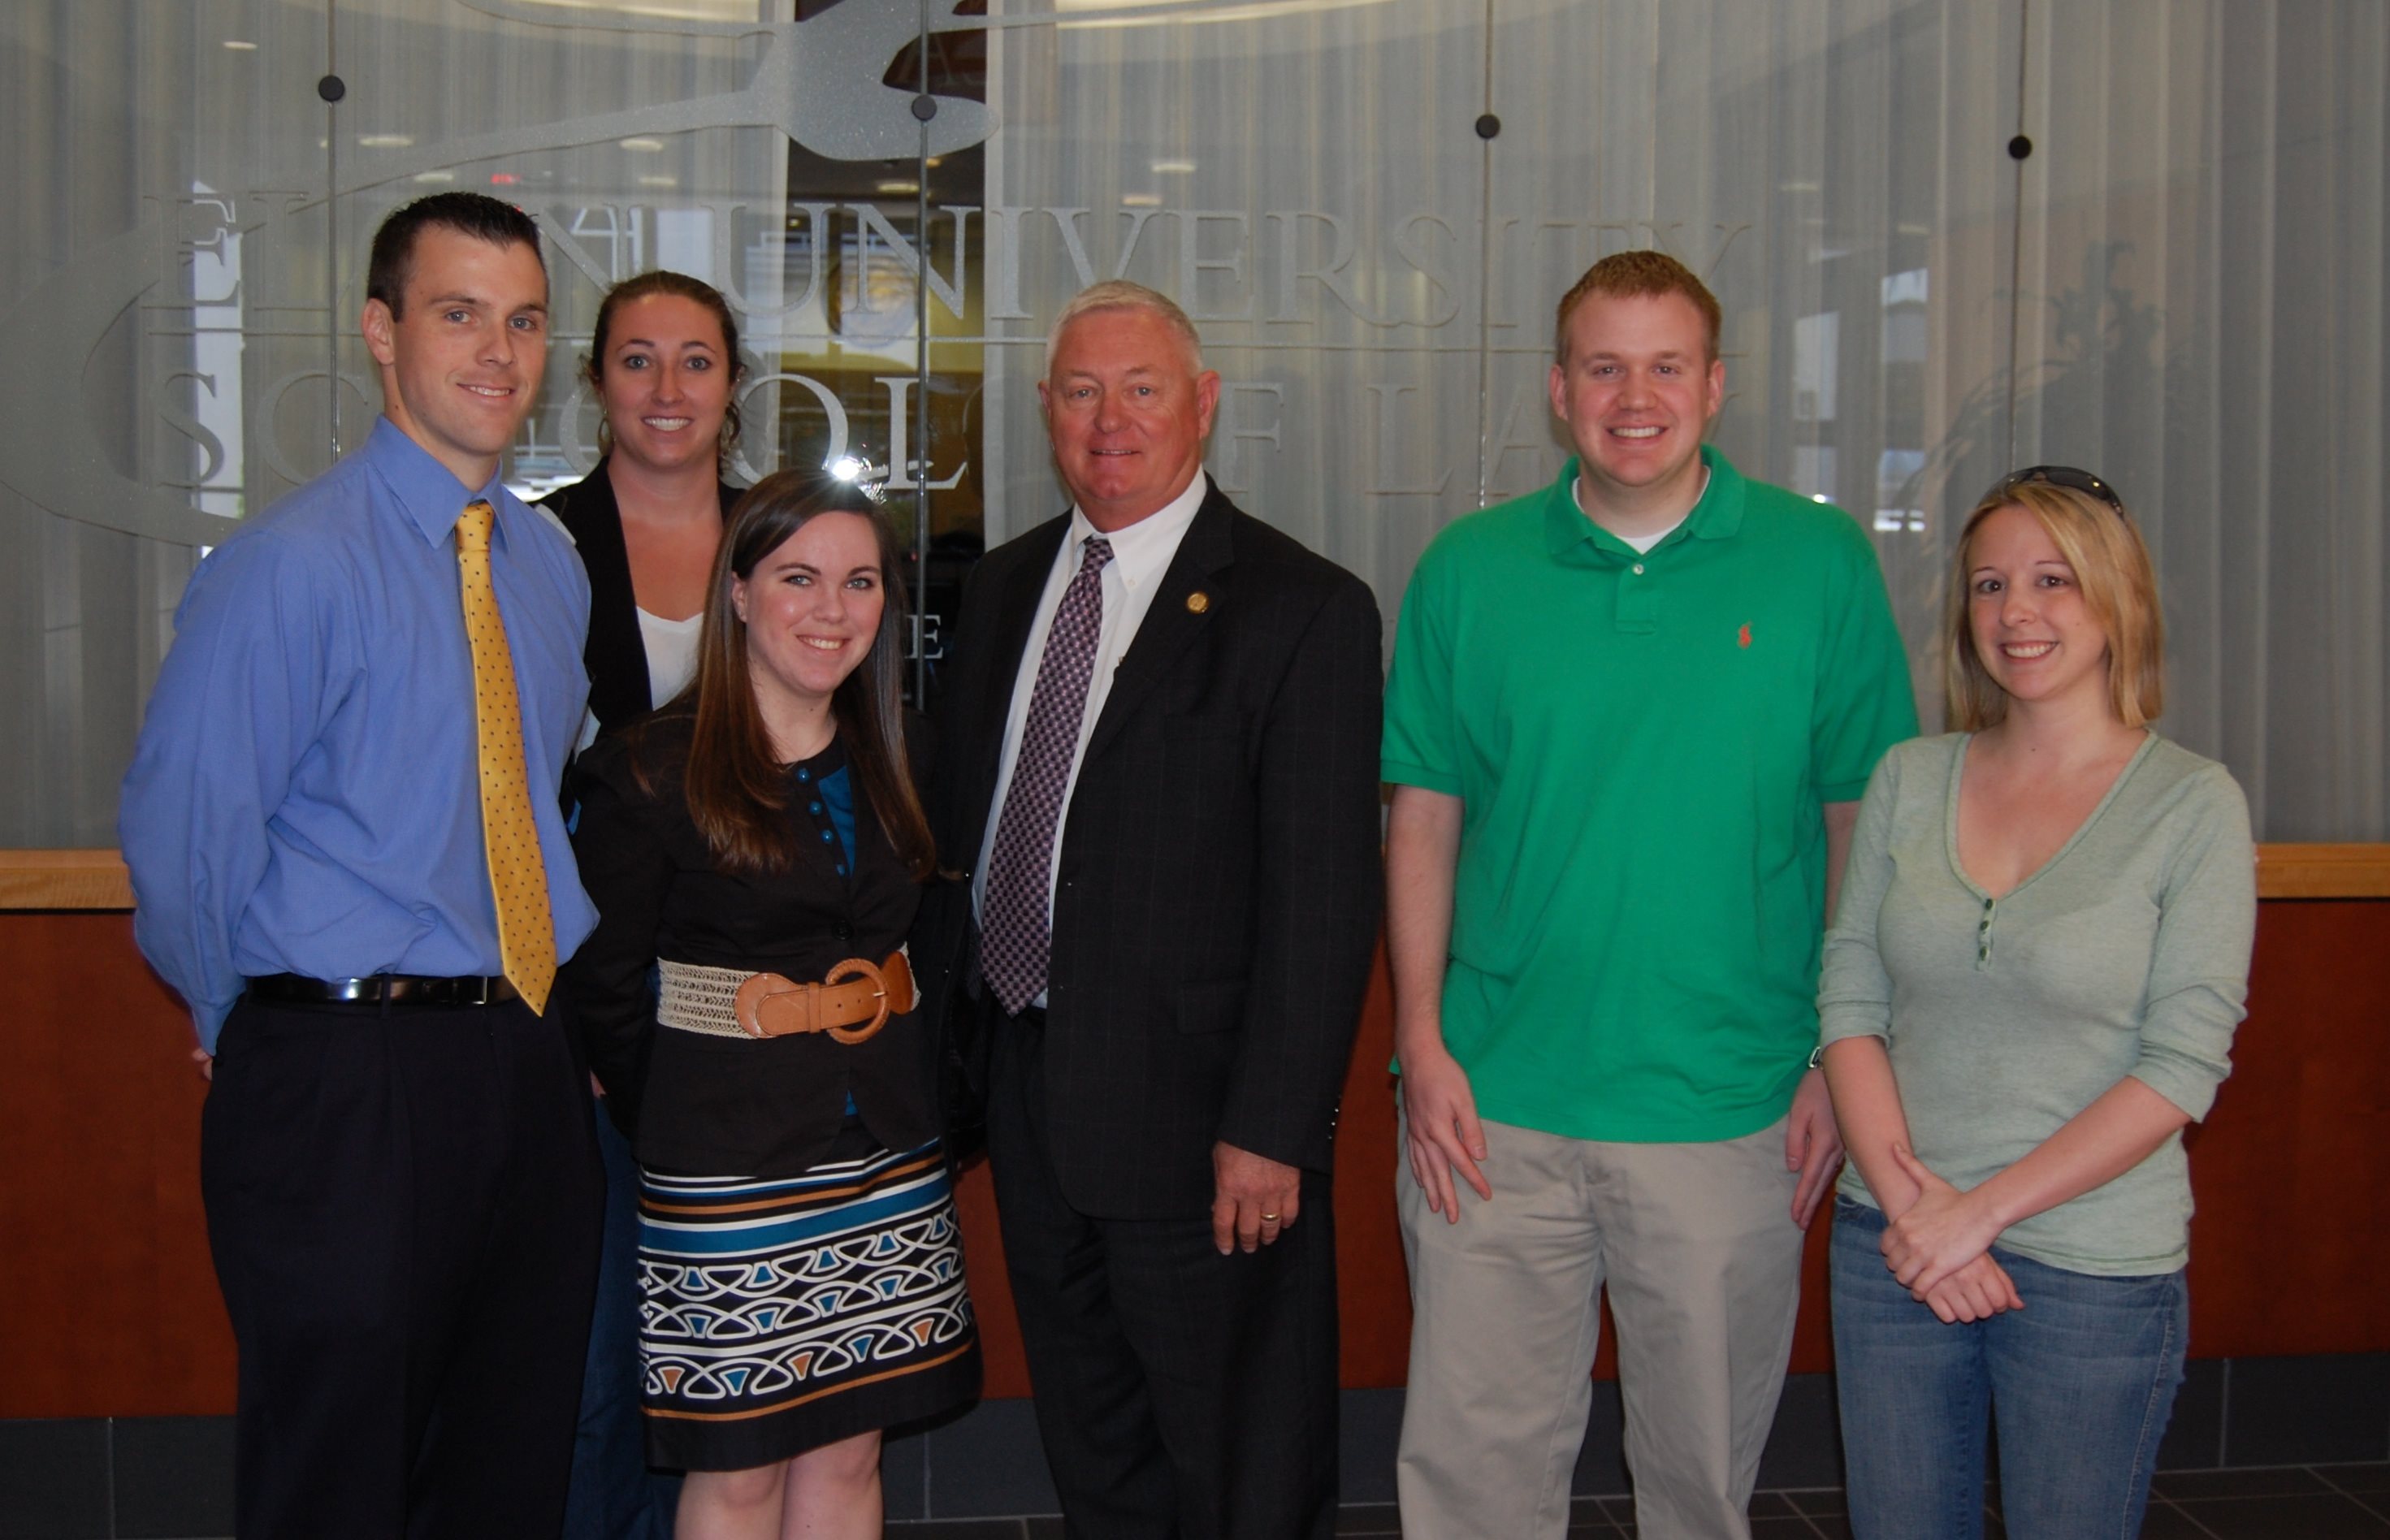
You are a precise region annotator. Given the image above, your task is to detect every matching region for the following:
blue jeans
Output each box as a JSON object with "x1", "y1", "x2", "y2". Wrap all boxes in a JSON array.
[
  {"x1": 1829, "y1": 1198, "x2": 2185, "y2": 1540},
  {"x1": 563, "y1": 1105, "x2": 681, "y2": 1539}
]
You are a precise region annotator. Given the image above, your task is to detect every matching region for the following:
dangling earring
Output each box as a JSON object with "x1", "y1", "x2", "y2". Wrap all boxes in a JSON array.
[{"x1": 596, "y1": 415, "x2": 614, "y2": 457}]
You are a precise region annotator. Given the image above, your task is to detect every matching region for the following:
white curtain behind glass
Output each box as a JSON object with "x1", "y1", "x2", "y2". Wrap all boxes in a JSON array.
[
  {"x1": 982, "y1": 0, "x2": 1489, "y2": 614},
  {"x1": 989, "y1": 0, "x2": 2385, "y2": 840},
  {"x1": 2, "y1": 0, "x2": 2384, "y2": 842},
  {"x1": 2015, "y1": 2, "x2": 2387, "y2": 840},
  {"x1": 0, "y1": 0, "x2": 777, "y2": 846}
]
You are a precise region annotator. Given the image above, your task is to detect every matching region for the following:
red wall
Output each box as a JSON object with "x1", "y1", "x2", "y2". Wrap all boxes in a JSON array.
[{"x1": 4, "y1": 902, "x2": 2383, "y2": 1417}]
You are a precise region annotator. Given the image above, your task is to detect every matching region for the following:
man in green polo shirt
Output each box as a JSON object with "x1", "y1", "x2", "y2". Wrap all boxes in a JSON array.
[{"x1": 1383, "y1": 251, "x2": 1917, "y2": 1540}]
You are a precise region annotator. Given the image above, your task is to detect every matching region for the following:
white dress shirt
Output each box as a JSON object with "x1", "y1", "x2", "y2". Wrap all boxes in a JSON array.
[{"x1": 972, "y1": 474, "x2": 1209, "y2": 980}]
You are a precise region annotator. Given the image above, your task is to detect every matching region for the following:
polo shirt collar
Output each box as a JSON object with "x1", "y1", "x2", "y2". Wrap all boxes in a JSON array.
[
  {"x1": 365, "y1": 416, "x2": 518, "y2": 550},
  {"x1": 1542, "y1": 446, "x2": 1747, "y2": 558}
]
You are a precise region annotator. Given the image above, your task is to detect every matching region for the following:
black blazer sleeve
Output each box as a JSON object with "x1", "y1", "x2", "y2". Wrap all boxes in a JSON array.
[
  {"x1": 539, "y1": 465, "x2": 651, "y2": 738},
  {"x1": 541, "y1": 465, "x2": 747, "y2": 741},
  {"x1": 1214, "y1": 571, "x2": 1384, "y2": 1174},
  {"x1": 557, "y1": 736, "x2": 672, "y2": 1136}
]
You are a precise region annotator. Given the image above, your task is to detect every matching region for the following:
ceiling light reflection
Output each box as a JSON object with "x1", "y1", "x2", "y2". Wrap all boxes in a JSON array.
[
  {"x1": 1056, "y1": 0, "x2": 1392, "y2": 28},
  {"x1": 503, "y1": 0, "x2": 759, "y2": 20}
]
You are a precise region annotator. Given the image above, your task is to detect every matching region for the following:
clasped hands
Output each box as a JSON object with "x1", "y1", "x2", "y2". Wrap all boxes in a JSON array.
[{"x1": 1881, "y1": 1144, "x2": 2024, "y2": 1325}]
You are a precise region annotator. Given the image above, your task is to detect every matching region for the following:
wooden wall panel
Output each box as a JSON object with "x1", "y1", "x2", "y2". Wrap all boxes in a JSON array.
[
  {"x1": 0, "y1": 913, "x2": 234, "y2": 1417},
  {"x1": 1331, "y1": 945, "x2": 1413, "y2": 1385},
  {"x1": 2, "y1": 901, "x2": 2381, "y2": 1417},
  {"x1": 2180, "y1": 901, "x2": 2390, "y2": 1356},
  {"x1": 951, "y1": 1159, "x2": 1026, "y2": 1398}
]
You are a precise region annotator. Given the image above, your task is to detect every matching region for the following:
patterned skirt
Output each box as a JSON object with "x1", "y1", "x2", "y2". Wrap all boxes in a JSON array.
[{"x1": 636, "y1": 1139, "x2": 980, "y2": 1470}]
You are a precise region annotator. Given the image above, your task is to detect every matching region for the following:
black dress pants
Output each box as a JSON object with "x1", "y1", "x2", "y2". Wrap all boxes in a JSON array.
[
  {"x1": 986, "y1": 1008, "x2": 1340, "y2": 1540},
  {"x1": 201, "y1": 993, "x2": 604, "y2": 1540}
]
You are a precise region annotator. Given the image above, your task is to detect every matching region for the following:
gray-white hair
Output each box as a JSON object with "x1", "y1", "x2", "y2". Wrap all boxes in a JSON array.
[{"x1": 1043, "y1": 279, "x2": 1206, "y2": 377}]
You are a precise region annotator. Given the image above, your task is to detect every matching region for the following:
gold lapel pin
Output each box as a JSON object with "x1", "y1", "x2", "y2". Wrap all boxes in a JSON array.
[{"x1": 1186, "y1": 590, "x2": 1210, "y2": 614}]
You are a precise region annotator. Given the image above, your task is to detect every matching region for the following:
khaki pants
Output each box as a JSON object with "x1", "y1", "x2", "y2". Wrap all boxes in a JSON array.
[{"x1": 1396, "y1": 1115, "x2": 1804, "y2": 1540}]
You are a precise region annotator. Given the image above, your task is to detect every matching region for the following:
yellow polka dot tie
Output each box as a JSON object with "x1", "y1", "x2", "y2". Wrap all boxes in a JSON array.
[{"x1": 456, "y1": 499, "x2": 556, "y2": 1014}]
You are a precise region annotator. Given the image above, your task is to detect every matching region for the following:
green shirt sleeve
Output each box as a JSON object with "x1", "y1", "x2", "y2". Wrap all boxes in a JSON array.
[
  {"x1": 1816, "y1": 742, "x2": 1906, "y2": 1046},
  {"x1": 1809, "y1": 521, "x2": 1920, "y2": 802},
  {"x1": 1382, "y1": 534, "x2": 1462, "y2": 794},
  {"x1": 2127, "y1": 764, "x2": 2258, "y2": 1121}
]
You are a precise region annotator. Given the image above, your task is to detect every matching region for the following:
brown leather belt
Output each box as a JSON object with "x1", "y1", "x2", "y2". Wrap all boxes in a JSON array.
[{"x1": 656, "y1": 951, "x2": 914, "y2": 1045}]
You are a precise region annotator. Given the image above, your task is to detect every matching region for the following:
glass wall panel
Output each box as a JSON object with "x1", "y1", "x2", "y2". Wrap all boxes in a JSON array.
[
  {"x1": 981, "y1": 0, "x2": 1489, "y2": 612},
  {"x1": 2, "y1": 0, "x2": 2385, "y2": 845},
  {"x1": 2016, "y1": 1, "x2": 2390, "y2": 838},
  {"x1": 1483, "y1": 0, "x2": 2019, "y2": 715}
]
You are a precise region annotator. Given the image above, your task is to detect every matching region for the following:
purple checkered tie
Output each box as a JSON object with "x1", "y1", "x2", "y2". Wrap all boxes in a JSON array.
[{"x1": 980, "y1": 535, "x2": 1115, "y2": 1014}]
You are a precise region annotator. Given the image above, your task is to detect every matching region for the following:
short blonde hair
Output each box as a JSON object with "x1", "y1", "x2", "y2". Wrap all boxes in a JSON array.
[
  {"x1": 1045, "y1": 279, "x2": 1204, "y2": 376},
  {"x1": 1943, "y1": 479, "x2": 2165, "y2": 730}
]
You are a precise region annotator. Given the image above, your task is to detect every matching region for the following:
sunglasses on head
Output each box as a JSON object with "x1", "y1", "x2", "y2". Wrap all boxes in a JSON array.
[{"x1": 1986, "y1": 465, "x2": 2129, "y2": 517}]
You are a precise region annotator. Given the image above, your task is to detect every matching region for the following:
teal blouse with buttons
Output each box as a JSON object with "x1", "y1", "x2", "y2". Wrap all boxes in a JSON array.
[{"x1": 1817, "y1": 730, "x2": 2257, "y2": 1276}]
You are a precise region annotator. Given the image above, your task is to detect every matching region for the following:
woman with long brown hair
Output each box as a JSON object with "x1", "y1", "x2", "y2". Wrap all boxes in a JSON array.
[{"x1": 561, "y1": 470, "x2": 979, "y2": 1539}]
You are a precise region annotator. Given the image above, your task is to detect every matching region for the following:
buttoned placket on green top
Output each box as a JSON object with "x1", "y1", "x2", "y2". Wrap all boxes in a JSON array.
[{"x1": 1817, "y1": 730, "x2": 2256, "y2": 1274}]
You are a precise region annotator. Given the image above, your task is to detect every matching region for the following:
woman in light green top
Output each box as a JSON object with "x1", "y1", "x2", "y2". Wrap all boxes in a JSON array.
[{"x1": 1817, "y1": 467, "x2": 2255, "y2": 1540}]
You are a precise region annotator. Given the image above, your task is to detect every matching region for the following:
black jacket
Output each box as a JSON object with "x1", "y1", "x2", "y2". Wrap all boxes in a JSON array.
[
  {"x1": 559, "y1": 712, "x2": 938, "y2": 1176},
  {"x1": 537, "y1": 461, "x2": 743, "y2": 739},
  {"x1": 912, "y1": 480, "x2": 1386, "y2": 1218}
]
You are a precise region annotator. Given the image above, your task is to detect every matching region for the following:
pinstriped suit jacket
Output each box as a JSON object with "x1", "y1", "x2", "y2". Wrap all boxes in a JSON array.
[{"x1": 915, "y1": 479, "x2": 1385, "y2": 1218}]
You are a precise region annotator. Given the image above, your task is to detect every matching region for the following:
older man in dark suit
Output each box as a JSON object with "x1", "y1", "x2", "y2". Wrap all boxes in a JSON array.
[{"x1": 916, "y1": 280, "x2": 1383, "y2": 1538}]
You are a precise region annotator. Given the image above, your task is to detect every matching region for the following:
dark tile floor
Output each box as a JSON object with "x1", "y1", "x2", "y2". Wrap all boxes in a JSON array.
[{"x1": 885, "y1": 1462, "x2": 2390, "y2": 1538}]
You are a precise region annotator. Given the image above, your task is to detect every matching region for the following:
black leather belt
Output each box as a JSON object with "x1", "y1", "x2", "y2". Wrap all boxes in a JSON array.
[{"x1": 246, "y1": 973, "x2": 520, "y2": 1007}]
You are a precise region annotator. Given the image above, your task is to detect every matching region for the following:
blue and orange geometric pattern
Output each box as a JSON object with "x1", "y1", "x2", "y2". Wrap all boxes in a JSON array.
[{"x1": 636, "y1": 1143, "x2": 975, "y2": 1422}]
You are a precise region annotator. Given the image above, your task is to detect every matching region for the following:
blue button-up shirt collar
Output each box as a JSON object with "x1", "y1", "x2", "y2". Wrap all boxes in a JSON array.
[
  {"x1": 119, "y1": 416, "x2": 596, "y2": 1049},
  {"x1": 368, "y1": 416, "x2": 520, "y2": 549}
]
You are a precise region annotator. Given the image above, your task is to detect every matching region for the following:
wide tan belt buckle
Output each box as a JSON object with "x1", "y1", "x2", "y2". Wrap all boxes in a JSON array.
[
  {"x1": 730, "y1": 958, "x2": 894, "y2": 1044},
  {"x1": 822, "y1": 956, "x2": 892, "y2": 1045},
  {"x1": 732, "y1": 971, "x2": 812, "y2": 1038}
]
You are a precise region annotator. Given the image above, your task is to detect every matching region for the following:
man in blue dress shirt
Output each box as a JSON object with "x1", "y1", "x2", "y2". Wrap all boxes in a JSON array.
[{"x1": 119, "y1": 192, "x2": 604, "y2": 1540}]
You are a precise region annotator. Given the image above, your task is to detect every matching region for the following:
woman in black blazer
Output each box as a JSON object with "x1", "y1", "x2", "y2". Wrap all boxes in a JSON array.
[
  {"x1": 539, "y1": 270, "x2": 747, "y2": 740},
  {"x1": 542, "y1": 270, "x2": 746, "y2": 1539}
]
